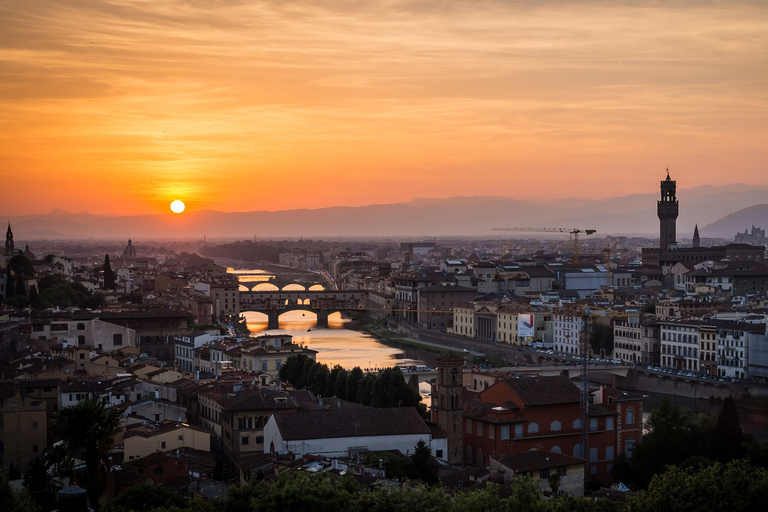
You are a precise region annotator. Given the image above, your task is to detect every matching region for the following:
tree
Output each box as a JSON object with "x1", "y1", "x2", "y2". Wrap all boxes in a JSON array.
[
  {"x1": 28, "y1": 285, "x2": 40, "y2": 309},
  {"x1": 103, "y1": 254, "x2": 115, "y2": 290},
  {"x1": 410, "y1": 440, "x2": 439, "y2": 485},
  {"x1": 589, "y1": 322, "x2": 614, "y2": 357},
  {"x1": 7, "y1": 253, "x2": 35, "y2": 277},
  {"x1": 0, "y1": 469, "x2": 37, "y2": 512},
  {"x1": 23, "y1": 457, "x2": 57, "y2": 512},
  {"x1": 548, "y1": 472, "x2": 561, "y2": 496},
  {"x1": 708, "y1": 396, "x2": 746, "y2": 463},
  {"x1": 629, "y1": 397, "x2": 698, "y2": 488},
  {"x1": 103, "y1": 484, "x2": 186, "y2": 512},
  {"x1": 632, "y1": 460, "x2": 768, "y2": 512},
  {"x1": 47, "y1": 399, "x2": 122, "y2": 511},
  {"x1": 346, "y1": 367, "x2": 363, "y2": 402}
]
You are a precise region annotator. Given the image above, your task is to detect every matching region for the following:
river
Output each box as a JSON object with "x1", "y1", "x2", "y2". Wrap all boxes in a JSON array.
[{"x1": 230, "y1": 266, "x2": 768, "y2": 438}]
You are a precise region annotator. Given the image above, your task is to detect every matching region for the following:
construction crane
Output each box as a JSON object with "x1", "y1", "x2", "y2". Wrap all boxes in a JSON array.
[{"x1": 491, "y1": 227, "x2": 597, "y2": 264}]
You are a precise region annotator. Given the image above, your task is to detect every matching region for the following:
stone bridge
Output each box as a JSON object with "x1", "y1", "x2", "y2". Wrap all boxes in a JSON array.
[{"x1": 240, "y1": 290, "x2": 367, "y2": 329}]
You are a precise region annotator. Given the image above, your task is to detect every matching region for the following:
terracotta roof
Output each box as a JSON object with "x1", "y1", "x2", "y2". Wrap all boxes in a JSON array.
[
  {"x1": 273, "y1": 406, "x2": 431, "y2": 441},
  {"x1": 502, "y1": 376, "x2": 580, "y2": 406},
  {"x1": 493, "y1": 450, "x2": 585, "y2": 472}
]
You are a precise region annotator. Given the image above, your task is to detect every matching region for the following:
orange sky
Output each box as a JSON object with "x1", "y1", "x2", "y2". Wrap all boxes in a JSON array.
[{"x1": 2, "y1": 1, "x2": 767, "y2": 216}]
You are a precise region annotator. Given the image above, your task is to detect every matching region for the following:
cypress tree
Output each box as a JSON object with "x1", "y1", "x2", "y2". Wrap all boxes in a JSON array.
[{"x1": 103, "y1": 254, "x2": 115, "y2": 290}]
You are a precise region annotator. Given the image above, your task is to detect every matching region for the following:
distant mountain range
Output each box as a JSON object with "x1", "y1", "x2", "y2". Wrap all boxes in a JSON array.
[{"x1": 4, "y1": 184, "x2": 768, "y2": 240}]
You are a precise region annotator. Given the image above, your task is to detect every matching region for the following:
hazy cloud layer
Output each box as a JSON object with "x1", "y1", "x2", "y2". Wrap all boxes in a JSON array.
[{"x1": 1, "y1": 1, "x2": 767, "y2": 215}]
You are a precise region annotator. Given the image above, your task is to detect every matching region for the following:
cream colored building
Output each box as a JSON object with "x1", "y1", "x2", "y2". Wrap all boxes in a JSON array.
[
  {"x1": 123, "y1": 422, "x2": 211, "y2": 461},
  {"x1": 0, "y1": 383, "x2": 48, "y2": 471}
]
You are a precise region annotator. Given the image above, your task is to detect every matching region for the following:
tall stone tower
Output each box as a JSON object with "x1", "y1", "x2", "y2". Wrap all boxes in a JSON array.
[
  {"x1": 658, "y1": 169, "x2": 678, "y2": 251},
  {"x1": 5, "y1": 222, "x2": 14, "y2": 258},
  {"x1": 433, "y1": 353, "x2": 465, "y2": 465}
]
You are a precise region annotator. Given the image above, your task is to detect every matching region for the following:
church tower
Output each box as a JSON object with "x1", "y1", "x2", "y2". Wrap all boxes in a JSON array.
[
  {"x1": 658, "y1": 169, "x2": 678, "y2": 251},
  {"x1": 692, "y1": 224, "x2": 700, "y2": 248},
  {"x1": 433, "y1": 353, "x2": 465, "y2": 465},
  {"x1": 5, "y1": 222, "x2": 14, "y2": 257}
]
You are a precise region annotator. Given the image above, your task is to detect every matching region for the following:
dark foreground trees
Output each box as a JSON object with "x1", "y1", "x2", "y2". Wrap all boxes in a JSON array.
[
  {"x1": 46, "y1": 399, "x2": 122, "y2": 511},
  {"x1": 279, "y1": 355, "x2": 426, "y2": 417}
]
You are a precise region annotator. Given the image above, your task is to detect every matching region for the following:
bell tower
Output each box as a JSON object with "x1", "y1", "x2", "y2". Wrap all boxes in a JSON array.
[
  {"x1": 5, "y1": 222, "x2": 14, "y2": 258},
  {"x1": 658, "y1": 169, "x2": 678, "y2": 251},
  {"x1": 433, "y1": 353, "x2": 465, "y2": 465}
]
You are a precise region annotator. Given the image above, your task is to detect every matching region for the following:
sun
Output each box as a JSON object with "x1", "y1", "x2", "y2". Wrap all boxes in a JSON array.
[{"x1": 170, "y1": 200, "x2": 186, "y2": 214}]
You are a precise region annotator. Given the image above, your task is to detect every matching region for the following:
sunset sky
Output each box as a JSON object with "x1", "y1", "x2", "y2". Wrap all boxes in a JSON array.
[{"x1": 2, "y1": 1, "x2": 767, "y2": 216}]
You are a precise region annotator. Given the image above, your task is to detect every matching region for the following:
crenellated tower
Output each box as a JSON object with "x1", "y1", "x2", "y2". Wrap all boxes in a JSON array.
[{"x1": 658, "y1": 169, "x2": 678, "y2": 251}]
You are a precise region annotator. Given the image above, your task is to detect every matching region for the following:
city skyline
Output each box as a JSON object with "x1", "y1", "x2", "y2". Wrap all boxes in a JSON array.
[{"x1": 2, "y1": 1, "x2": 768, "y2": 216}]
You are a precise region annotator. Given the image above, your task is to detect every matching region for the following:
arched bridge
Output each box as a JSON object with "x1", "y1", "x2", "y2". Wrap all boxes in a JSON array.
[
  {"x1": 240, "y1": 290, "x2": 367, "y2": 329},
  {"x1": 237, "y1": 280, "x2": 327, "y2": 291}
]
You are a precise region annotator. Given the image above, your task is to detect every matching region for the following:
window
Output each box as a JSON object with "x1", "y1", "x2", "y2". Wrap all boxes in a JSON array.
[
  {"x1": 558, "y1": 466, "x2": 567, "y2": 476},
  {"x1": 256, "y1": 436, "x2": 264, "y2": 444},
  {"x1": 178, "y1": 435, "x2": 184, "y2": 441},
  {"x1": 625, "y1": 437, "x2": 635, "y2": 457},
  {"x1": 154, "y1": 467, "x2": 164, "y2": 476},
  {"x1": 275, "y1": 360, "x2": 282, "y2": 370},
  {"x1": 113, "y1": 333, "x2": 123, "y2": 346},
  {"x1": 161, "y1": 441, "x2": 166, "y2": 449},
  {"x1": 590, "y1": 418, "x2": 598, "y2": 432},
  {"x1": 77, "y1": 323, "x2": 85, "y2": 330},
  {"x1": 626, "y1": 407, "x2": 635, "y2": 425},
  {"x1": 606, "y1": 446, "x2": 614, "y2": 461},
  {"x1": 514, "y1": 424, "x2": 523, "y2": 438},
  {"x1": 242, "y1": 436, "x2": 249, "y2": 445},
  {"x1": 501, "y1": 425, "x2": 511, "y2": 440},
  {"x1": 590, "y1": 447, "x2": 598, "y2": 462},
  {"x1": 476, "y1": 421, "x2": 483, "y2": 436},
  {"x1": 573, "y1": 419, "x2": 583, "y2": 430},
  {"x1": 436, "y1": 449, "x2": 443, "y2": 458},
  {"x1": 466, "y1": 420, "x2": 472, "y2": 434},
  {"x1": 606, "y1": 417, "x2": 614, "y2": 430},
  {"x1": 540, "y1": 469, "x2": 549, "y2": 479},
  {"x1": 488, "y1": 424, "x2": 495, "y2": 439},
  {"x1": 262, "y1": 361, "x2": 268, "y2": 371},
  {"x1": 550, "y1": 421, "x2": 561, "y2": 432},
  {"x1": 33, "y1": 421, "x2": 38, "y2": 429}
]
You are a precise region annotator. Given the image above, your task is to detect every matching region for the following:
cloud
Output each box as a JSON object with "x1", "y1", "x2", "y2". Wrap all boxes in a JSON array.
[{"x1": 1, "y1": 0, "x2": 767, "y2": 214}]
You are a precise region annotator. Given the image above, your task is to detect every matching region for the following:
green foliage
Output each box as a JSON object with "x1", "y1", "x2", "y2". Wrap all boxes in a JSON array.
[
  {"x1": 0, "y1": 469, "x2": 37, "y2": 512},
  {"x1": 410, "y1": 440, "x2": 439, "y2": 485},
  {"x1": 8, "y1": 253, "x2": 35, "y2": 276},
  {"x1": 118, "y1": 292, "x2": 144, "y2": 304},
  {"x1": 28, "y1": 285, "x2": 40, "y2": 309},
  {"x1": 279, "y1": 356, "x2": 425, "y2": 416},
  {"x1": 47, "y1": 399, "x2": 122, "y2": 511},
  {"x1": 23, "y1": 457, "x2": 57, "y2": 512},
  {"x1": 103, "y1": 254, "x2": 115, "y2": 291},
  {"x1": 589, "y1": 322, "x2": 614, "y2": 357},
  {"x1": 223, "y1": 471, "x2": 361, "y2": 512},
  {"x1": 707, "y1": 396, "x2": 746, "y2": 463},
  {"x1": 631, "y1": 459, "x2": 768, "y2": 512},
  {"x1": 104, "y1": 484, "x2": 187, "y2": 512}
]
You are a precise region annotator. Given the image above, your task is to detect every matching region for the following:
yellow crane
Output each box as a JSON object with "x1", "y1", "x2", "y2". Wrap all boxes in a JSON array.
[{"x1": 492, "y1": 227, "x2": 597, "y2": 264}]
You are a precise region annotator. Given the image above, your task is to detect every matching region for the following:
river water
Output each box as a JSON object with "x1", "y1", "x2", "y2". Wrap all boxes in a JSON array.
[
  {"x1": 240, "y1": 310, "x2": 416, "y2": 371},
  {"x1": 230, "y1": 266, "x2": 768, "y2": 438}
]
